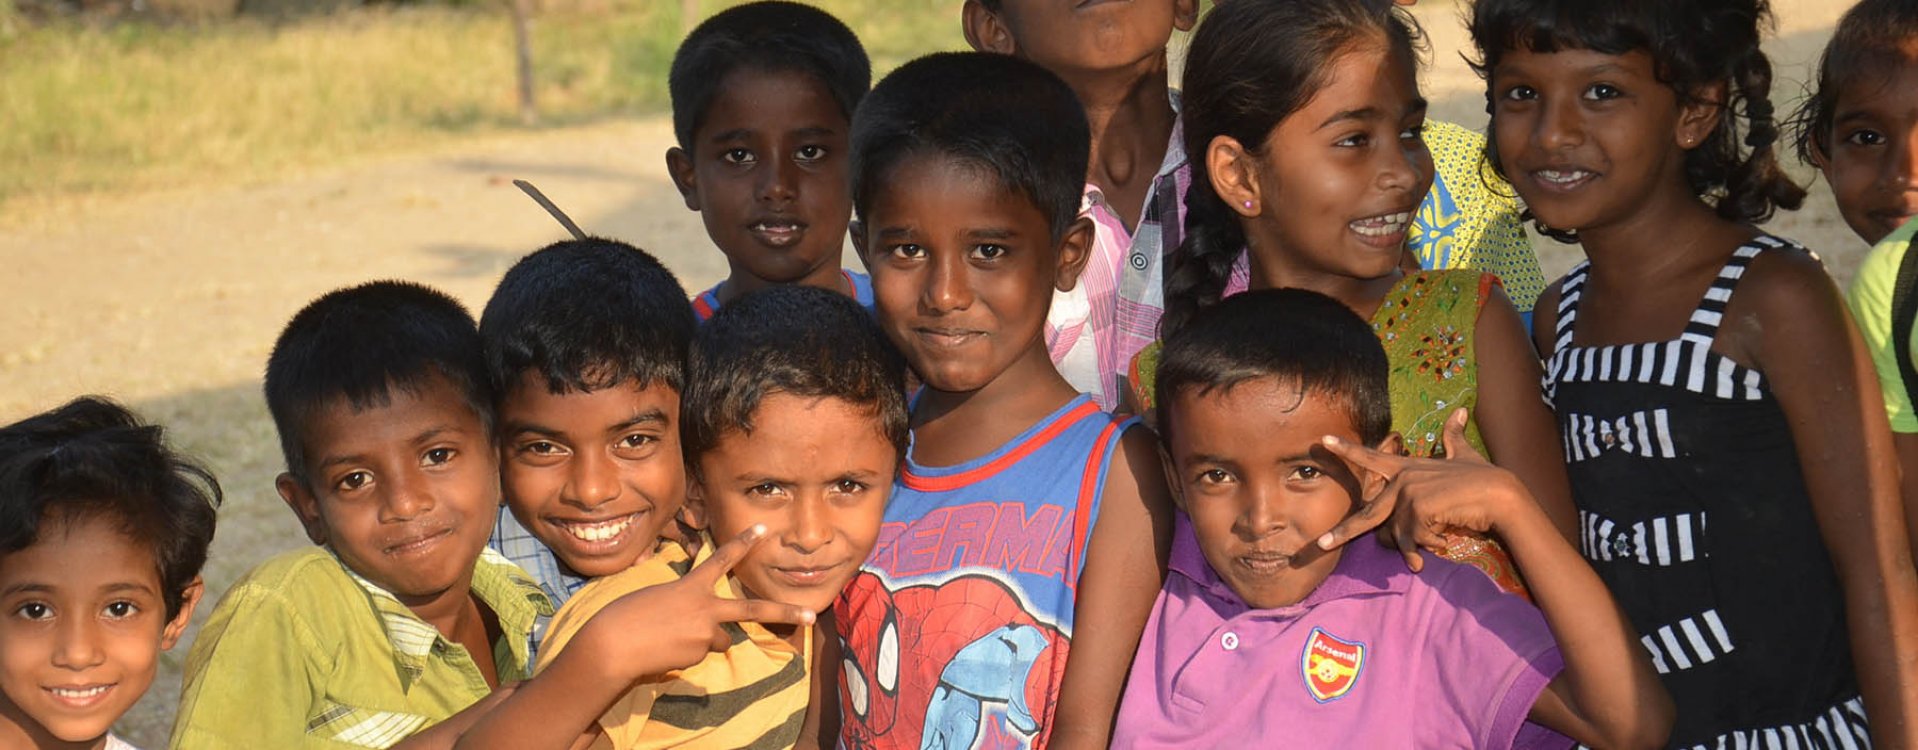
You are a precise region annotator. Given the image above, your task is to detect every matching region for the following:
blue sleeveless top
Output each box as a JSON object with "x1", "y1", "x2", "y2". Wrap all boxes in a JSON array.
[
  {"x1": 834, "y1": 395, "x2": 1134, "y2": 750},
  {"x1": 692, "y1": 269, "x2": 874, "y2": 322}
]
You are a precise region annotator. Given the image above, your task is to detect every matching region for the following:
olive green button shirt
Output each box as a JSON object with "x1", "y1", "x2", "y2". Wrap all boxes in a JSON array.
[{"x1": 169, "y1": 547, "x2": 553, "y2": 749}]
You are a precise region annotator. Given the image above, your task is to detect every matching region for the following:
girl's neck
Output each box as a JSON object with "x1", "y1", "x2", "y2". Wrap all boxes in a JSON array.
[
  {"x1": 1575, "y1": 177, "x2": 1756, "y2": 288},
  {"x1": 1244, "y1": 241, "x2": 1404, "y2": 320},
  {"x1": 911, "y1": 343, "x2": 1081, "y2": 467}
]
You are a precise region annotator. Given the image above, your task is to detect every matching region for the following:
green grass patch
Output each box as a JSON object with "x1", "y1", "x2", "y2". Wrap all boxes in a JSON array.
[{"x1": 0, "y1": 0, "x2": 965, "y2": 210}]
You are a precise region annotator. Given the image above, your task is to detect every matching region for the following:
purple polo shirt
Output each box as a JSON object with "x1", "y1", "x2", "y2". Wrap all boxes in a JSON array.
[{"x1": 1112, "y1": 515, "x2": 1571, "y2": 749}]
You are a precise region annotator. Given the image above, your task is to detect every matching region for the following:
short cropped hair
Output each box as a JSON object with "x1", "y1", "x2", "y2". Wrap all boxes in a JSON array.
[
  {"x1": 480, "y1": 238, "x2": 695, "y2": 398},
  {"x1": 682, "y1": 285, "x2": 909, "y2": 466},
  {"x1": 851, "y1": 51, "x2": 1091, "y2": 242},
  {"x1": 670, "y1": 1, "x2": 871, "y2": 153},
  {"x1": 264, "y1": 281, "x2": 492, "y2": 482},
  {"x1": 1158, "y1": 289, "x2": 1392, "y2": 446},
  {"x1": 0, "y1": 397, "x2": 220, "y2": 619}
]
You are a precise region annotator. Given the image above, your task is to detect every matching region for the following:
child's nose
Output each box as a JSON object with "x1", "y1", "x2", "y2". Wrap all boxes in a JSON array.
[
  {"x1": 922, "y1": 254, "x2": 974, "y2": 313},
  {"x1": 787, "y1": 497, "x2": 833, "y2": 553},
  {"x1": 379, "y1": 470, "x2": 436, "y2": 522},
  {"x1": 564, "y1": 450, "x2": 621, "y2": 510},
  {"x1": 1237, "y1": 483, "x2": 1290, "y2": 540},
  {"x1": 758, "y1": 157, "x2": 799, "y2": 206},
  {"x1": 51, "y1": 616, "x2": 106, "y2": 670},
  {"x1": 1537, "y1": 97, "x2": 1586, "y2": 151}
]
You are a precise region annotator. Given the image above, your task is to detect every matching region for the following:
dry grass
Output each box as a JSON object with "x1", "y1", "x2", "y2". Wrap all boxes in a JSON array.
[{"x1": 0, "y1": 0, "x2": 963, "y2": 214}]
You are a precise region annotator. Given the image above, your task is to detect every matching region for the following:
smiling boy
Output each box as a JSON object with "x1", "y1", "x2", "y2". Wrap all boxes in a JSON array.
[
  {"x1": 667, "y1": 1, "x2": 874, "y2": 321},
  {"x1": 451, "y1": 285, "x2": 904, "y2": 750},
  {"x1": 480, "y1": 238, "x2": 697, "y2": 617},
  {"x1": 171, "y1": 282, "x2": 552, "y2": 750}
]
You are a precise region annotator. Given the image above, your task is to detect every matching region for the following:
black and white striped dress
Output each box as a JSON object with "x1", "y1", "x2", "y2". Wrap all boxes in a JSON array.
[{"x1": 1546, "y1": 237, "x2": 1869, "y2": 749}]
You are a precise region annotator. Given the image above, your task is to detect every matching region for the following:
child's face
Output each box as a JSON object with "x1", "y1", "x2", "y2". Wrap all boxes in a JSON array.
[
  {"x1": 1166, "y1": 377, "x2": 1375, "y2": 609},
  {"x1": 1227, "y1": 45, "x2": 1432, "y2": 281},
  {"x1": 688, "y1": 394, "x2": 897, "y2": 614},
  {"x1": 497, "y1": 375, "x2": 685, "y2": 578},
  {"x1": 1817, "y1": 60, "x2": 1918, "y2": 245},
  {"x1": 1490, "y1": 48, "x2": 1717, "y2": 234},
  {"x1": 858, "y1": 153, "x2": 1089, "y2": 393},
  {"x1": 667, "y1": 67, "x2": 854, "y2": 289},
  {"x1": 968, "y1": 0, "x2": 1196, "y2": 76},
  {"x1": 0, "y1": 515, "x2": 199, "y2": 745},
  {"x1": 276, "y1": 374, "x2": 499, "y2": 604}
]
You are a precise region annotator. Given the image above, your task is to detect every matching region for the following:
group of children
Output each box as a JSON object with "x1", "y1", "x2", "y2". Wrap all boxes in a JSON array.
[{"x1": 8, "y1": 0, "x2": 1918, "y2": 748}]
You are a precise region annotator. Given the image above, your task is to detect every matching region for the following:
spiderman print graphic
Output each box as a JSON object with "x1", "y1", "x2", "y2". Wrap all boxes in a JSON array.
[{"x1": 835, "y1": 571, "x2": 1071, "y2": 750}]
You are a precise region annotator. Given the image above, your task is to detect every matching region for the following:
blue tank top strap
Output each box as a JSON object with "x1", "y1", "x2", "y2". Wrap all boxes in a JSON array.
[{"x1": 1066, "y1": 414, "x2": 1137, "y2": 586}]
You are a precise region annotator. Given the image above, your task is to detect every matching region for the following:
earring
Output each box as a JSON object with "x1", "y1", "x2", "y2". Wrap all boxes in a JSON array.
[{"x1": 1243, "y1": 200, "x2": 1254, "y2": 209}]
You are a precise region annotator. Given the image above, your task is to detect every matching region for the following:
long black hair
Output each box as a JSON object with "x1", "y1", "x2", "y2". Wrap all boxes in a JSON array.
[
  {"x1": 1790, "y1": 0, "x2": 1918, "y2": 166},
  {"x1": 1470, "y1": 0, "x2": 1806, "y2": 241},
  {"x1": 1162, "y1": 0, "x2": 1422, "y2": 339}
]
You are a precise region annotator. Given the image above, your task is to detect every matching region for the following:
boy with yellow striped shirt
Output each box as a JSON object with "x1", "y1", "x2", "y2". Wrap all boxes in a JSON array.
[{"x1": 453, "y1": 286, "x2": 908, "y2": 750}]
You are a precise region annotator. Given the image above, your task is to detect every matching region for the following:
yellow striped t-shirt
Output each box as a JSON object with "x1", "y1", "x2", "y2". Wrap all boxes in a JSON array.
[{"x1": 536, "y1": 539, "x2": 813, "y2": 750}]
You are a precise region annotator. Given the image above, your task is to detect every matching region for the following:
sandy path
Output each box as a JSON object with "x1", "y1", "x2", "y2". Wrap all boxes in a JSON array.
[{"x1": 0, "y1": 0, "x2": 1856, "y2": 743}]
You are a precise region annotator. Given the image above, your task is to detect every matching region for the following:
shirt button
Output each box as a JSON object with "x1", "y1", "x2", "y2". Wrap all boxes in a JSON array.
[{"x1": 1220, "y1": 631, "x2": 1240, "y2": 651}]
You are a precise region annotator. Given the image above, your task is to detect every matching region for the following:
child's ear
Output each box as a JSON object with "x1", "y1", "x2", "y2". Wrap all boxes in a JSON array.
[
  {"x1": 1676, "y1": 82, "x2": 1728, "y2": 151},
  {"x1": 1206, "y1": 135, "x2": 1265, "y2": 220},
  {"x1": 665, "y1": 147, "x2": 701, "y2": 211},
  {"x1": 161, "y1": 576, "x2": 206, "y2": 650},
  {"x1": 1158, "y1": 442, "x2": 1188, "y2": 512},
  {"x1": 680, "y1": 473, "x2": 710, "y2": 532},
  {"x1": 1173, "y1": 0, "x2": 1199, "y2": 32},
  {"x1": 962, "y1": 0, "x2": 1017, "y2": 55},
  {"x1": 1053, "y1": 215, "x2": 1097, "y2": 293},
  {"x1": 275, "y1": 472, "x2": 328, "y2": 546}
]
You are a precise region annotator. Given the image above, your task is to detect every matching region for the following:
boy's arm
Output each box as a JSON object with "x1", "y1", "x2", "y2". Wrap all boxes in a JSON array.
[
  {"x1": 453, "y1": 527, "x2": 816, "y2": 750},
  {"x1": 1319, "y1": 415, "x2": 1672, "y2": 749},
  {"x1": 1050, "y1": 426, "x2": 1174, "y2": 750},
  {"x1": 796, "y1": 612, "x2": 842, "y2": 750},
  {"x1": 389, "y1": 684, "x2": 522, "y2": 750},
  {"x1": 168, "y1": 583, "x2": 321, "y2": 750}
]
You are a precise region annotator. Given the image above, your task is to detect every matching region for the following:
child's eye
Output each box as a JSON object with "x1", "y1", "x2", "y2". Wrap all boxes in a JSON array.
[
  {"x1": 747, "y1": 482, "x2": 785, "y2": 498},
  {"x1": 1195, "y1": 468, "x2": 1233, "y2": 485},
  {"x1": 972, "y1": 244, "x2": 1008, "y2": 261},
  {"x1": 722, "y1": 149, "x2": 755, "y2": 166},
  {"x1": 422, "y1": 448, "x2": 455, "y2": 466},
  {"x1": 1400, "y1": 123, "x2": 1425, "y2": 141},
  {"x1": 795, "y1": 145, "x2": 827, "y2": 162},
  {"x1": 889, "y1": 243, "x2": 927, "y2": 260},
  {"x1": 103, "y1": 601, "x2": 139, "y2": 619},
  {"x1": 338, "y1": 471, "x2": 373, "y2": 492},
  {"x1": 1844, "y1": 129, "x2": 1887, "y2": 147},
  {"x1": 1582, "y1": 83, "x2": 1622, "y2": 101},
  {"x1": 1290, "y1": 465, "x2": 1325, "y2": 481},
  {"x1": 523, "y1": 440, "x2": 564, "y2": 456},
  {"x1": 832, "y1": 478, "x2": 867, "y2": 494},
  {"x1": 14, "y1": 602, "x2": 52, "y2": 621},
  {"x1": 1335, "y1": 133, "x2": 1371, "y2": 148},
  {"x1": 1501, "y1": 84, "x2": 1538, "y2": 102},
  {"x1": 618, "y1": 433, "x2": 657, "y2": 450}
]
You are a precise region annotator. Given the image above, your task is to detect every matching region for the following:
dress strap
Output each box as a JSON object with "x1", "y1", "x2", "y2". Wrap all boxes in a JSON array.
[
  {"x1": 1551, "y1": 261, "x2": 1591, "y2": 356},
  {"x1": 1679, "y1": 239, "x2": 1778, "y2": 346}
]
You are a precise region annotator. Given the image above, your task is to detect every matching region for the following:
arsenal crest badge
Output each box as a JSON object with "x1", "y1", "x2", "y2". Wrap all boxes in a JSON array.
[{"x1": 1301, "y1": 627, "x2": 1365, "y2": 703}]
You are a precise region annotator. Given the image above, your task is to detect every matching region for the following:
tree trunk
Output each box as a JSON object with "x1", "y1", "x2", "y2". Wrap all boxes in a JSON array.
[
  {"x1": 680, "y1": 0, "x2": 696, "y2": 37},
  {"x1": 510, "y1": 0, "x2": 538, "y2": 126}
]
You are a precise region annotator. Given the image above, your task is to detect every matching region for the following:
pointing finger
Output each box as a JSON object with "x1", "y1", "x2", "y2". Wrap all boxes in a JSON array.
[
  {"x1": 716, "y1": 598, "x2": 818, "y2": 628},
  {"x1": 1318, "y1": 479, "x2": 1402, "y2": 551},
  {"x1": 690, "y1": 524, "x2": 769, "y2": 585}
]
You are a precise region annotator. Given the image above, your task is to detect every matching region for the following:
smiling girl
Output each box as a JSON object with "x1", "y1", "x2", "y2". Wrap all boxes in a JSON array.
[
  {"x1": 1134, "y1": 0, "x2": 1576, "y2": 598},
  {"x1": 1473, "y1": 0, "x2": 1918, "y2": 745}
]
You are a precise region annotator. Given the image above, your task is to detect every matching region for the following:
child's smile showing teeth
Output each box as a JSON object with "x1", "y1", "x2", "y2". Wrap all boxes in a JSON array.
[
  {"x1": 45, "y1": 684, "x2": 115, "y2": 708},
  {"x1": 1531, "y1": 168, "x2": 1597, "y2": 192},
  {"x1": 551, "y1": 511, "x2": 644, "y2": 546},
  {"x1": 1347, "y1": 211, "x2": 1413, "y2": 246},
  {"x1": 748, "y1": 218, "x2": 808, "y2": 248}
]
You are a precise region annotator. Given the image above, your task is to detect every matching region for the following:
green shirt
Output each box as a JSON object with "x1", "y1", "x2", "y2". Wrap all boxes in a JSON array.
[
  {"x1": 1847, "y1": 217, "x2": 1918, "y2": 433},
  {"x1": 169, "y1": 547, "x2": 553, "y2": 749}
]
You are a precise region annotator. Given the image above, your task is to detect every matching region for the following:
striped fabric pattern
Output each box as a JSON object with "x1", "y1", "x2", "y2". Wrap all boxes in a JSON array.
[
  {"x1": 1579, "y1": 509, "x2": 1706, "y2": 566},
  {"x1": 1546, "y1": 239, "x2": 1793, "y2": 404},
  {"x1": 536, "y1": 539, "x2": 812, "y2": 750},
  {"x1": 306, "y1": 700, "x2": 432, "y2": 748},
  {"x1": 1637, "y1": 609, "x2": 1736, "y2": 674},
  {"x1": 1562, "y1": 408, "x2": 1679, "y2": 463},
  {"x1": 1583, "y1": 697, "x2": 1871, "y2": 750}
]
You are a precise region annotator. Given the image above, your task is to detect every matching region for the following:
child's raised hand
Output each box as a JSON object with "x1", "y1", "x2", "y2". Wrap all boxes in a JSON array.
[
  {"x1": 1313, "y1": 409, "x2": 1532, "y2": 571},
  {"x1": 571, "y1": 525, "x2": 817, "y2": 683}
]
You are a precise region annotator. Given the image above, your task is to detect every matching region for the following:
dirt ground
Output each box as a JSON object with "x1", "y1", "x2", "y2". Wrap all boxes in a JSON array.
[{"x1": 0, "y1": 1, "x2": 1854, "y2": 744}]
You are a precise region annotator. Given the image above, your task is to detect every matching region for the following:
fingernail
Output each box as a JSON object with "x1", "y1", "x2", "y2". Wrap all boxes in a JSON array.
[
  {"x1": 1317, "y1": 532, "x2": 1335, "y2": 549},
  {"x1": 750, "y1": 523, "x2": 767, "y2": 536},
  {"x1": 802, "y1": 611, "x2": 816, "y2": 625},
  {"x1": 1321, "y1": 436, "x2": 1341, "y2": 446}
]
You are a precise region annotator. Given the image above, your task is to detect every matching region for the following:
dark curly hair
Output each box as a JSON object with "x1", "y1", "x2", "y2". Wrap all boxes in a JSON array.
[
  {"x1": 0, "y1": 397, "x2": 221, "y2": 620},
  {"x1": 1469, "y1": 0, "x2": 1806, "y2": 242},
  {"x1": 1789, "y1": 0, "x2": 1918, "y2": 166},
  {"x1": 1162, "y1": 0, "x2": 1422, "y2": 339}
]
